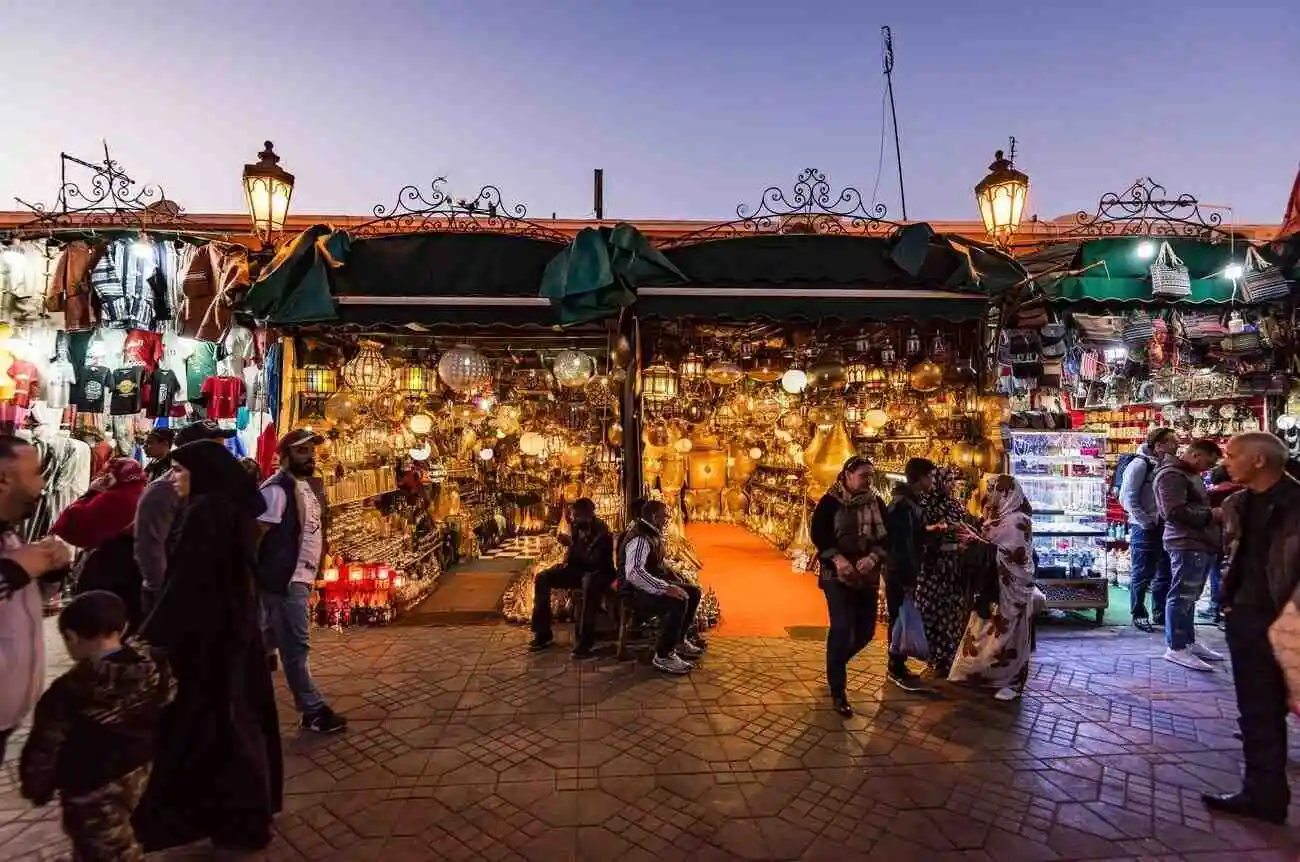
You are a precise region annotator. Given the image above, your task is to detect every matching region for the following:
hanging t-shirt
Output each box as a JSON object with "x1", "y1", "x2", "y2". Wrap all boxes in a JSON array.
[
  {"x1": 146, "y1": 369, "x2": 182, "y2": 418},
  {"x1": 43, "y1": 360, "x2": 77, "y2": 410},
  {"x1": 219, "y1": 326, "x2": 257, "y2": 377},
  {"x1": 109, "y1": 367, "x2": 145, "y2": 415},
  {"x1": 201, "y1": 375, "x2": 245, "y2": 420},
  {"x1": 8, "y1": 360, "x2": 40, "y2": 408},
  {"x1": 185, "y1": 341, "x2": 221, "y2": 401},
  {"x1": 76, "y1": 365, "x2": 113, "y2": 412},
  {"x1": 123, "y1": 329, "x2": 165, "y2": 371}
]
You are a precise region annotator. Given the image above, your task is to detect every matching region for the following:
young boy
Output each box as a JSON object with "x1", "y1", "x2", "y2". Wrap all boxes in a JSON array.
[{"x1": 19, "y1": 590, "x2": 175, "y2": 862}]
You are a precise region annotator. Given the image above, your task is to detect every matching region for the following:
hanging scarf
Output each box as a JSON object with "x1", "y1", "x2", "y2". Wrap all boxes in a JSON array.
[{"x1": 829, "y1": 480, "x2": 887, "y2": 544}]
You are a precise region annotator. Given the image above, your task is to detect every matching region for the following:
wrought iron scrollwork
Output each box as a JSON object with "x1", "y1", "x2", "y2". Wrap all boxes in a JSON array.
[
  {"x1": 351, "y1": 177, "x2": 569, "y2": 241},
  {"x1": 1070, "y1": 177, "x2": 1228, "y2": 239},
  {"x1": 663, "y1": 168, "x2": 897, "y2": 247},
  {"x1": 12, "y1": 146, "x2": 189, "y2": 233}
]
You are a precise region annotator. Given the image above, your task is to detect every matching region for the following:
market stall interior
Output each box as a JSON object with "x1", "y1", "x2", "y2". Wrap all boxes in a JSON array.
[{"x1": 280, "y1": 322, "x2": 632, "y2": 626}]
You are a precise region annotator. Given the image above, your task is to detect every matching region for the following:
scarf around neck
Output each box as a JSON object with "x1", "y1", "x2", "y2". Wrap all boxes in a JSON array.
[{"x1": 829, "y1": 480, "x2": 887, "y2": 543}]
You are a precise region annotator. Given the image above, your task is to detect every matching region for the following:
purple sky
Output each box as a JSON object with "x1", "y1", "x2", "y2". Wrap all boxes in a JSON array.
[{"x1": 4, "y1": 1, "x2": 1297, "y2": 225}]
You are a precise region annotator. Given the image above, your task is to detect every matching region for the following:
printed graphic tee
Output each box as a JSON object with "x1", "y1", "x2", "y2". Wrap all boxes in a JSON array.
[
  {"x1": 123, "y1": 329, "x2": 165, "y2": 371},
  {"x1": 42, "y1": 360, "x2": 77, "y2": 410},
  {"x1": 146, "y1": 369, "x2": 182, "y2": 418},
  {"x1": 76, "y1": 366, "x2": 113, "y2": 412},
  {"x1": 109, "y1": 367, "x2": 145, "y2": 415}
]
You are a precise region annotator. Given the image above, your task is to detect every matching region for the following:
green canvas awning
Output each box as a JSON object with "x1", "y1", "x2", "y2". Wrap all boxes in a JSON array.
[
  {"x1": 640, "y1": 223, "x2": 1023, "y2": 322},
  {"x1": 539, "y1": 222, "x2": 686, "y2": 324},
  {"x1": 1030, "y1": 237, "x2": 1247, "y2": 306}
]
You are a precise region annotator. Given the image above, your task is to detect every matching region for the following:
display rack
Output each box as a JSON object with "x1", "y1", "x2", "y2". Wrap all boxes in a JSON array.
[{"x1": 1005, "y1": 429, "x2": 1110, "y2": 623}]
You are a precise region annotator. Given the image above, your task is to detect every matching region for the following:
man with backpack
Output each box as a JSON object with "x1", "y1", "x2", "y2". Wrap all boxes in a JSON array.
[{"x1": 1118, "y1": 428, "x2": 1178, "y2": 633}]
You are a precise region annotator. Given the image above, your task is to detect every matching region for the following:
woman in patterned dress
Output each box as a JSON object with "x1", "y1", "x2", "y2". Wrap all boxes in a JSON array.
[
  {"x1": 914, "y1": 467, "x2": 970, "y2": 676},
  {"x1": 949, "y1": 474, "x2": 1037, "y2": 701}
]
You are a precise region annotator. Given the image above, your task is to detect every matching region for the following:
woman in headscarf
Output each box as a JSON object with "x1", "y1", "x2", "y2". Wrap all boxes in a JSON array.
[
  {"x1": 51, "y1": 458, "x2": 147, "y2": 630},
  {"x1": 132, "y1": 440, "x2": 283, "y2": 853},
  {"x1": 949, "y1": 474, "x2": 1038, "y2": 702},
  {"x1": 914, "y1": 466, "x2": 971, "y2": 676},
  {"x1": 810, "y1": 456, "x2": 889, "y2": 717}
]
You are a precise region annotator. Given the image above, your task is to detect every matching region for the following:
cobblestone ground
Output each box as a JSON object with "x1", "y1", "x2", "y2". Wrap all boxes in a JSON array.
[{"x1": 3, "y1": 623, "x2": 1300, "y2": 861}]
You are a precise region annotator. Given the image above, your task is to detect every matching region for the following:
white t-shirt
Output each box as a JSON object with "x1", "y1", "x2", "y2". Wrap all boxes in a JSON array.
[
  {"x1": 258, "y1": 477, "x2": 324, "y2": 586},
  {"x1": 220, "y1": 325, "x2": 257, "y2": 378},
  {"x1": 42, "y1": 359, "x2": 76, "y2": 409}
]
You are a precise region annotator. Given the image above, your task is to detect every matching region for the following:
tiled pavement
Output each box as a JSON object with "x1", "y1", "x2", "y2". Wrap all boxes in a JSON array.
[{"x1": 3, "y1": 623, "x2": 1300, "y2": 861}]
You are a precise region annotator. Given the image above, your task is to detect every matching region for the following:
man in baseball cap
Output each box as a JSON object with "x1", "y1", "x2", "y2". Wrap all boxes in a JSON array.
[
  {"x1": 256, "y1": 428, "x2": 344, "y2": 734},
  {"x1": 134, "y1": 420, "x2": 236, "y2": 615}
]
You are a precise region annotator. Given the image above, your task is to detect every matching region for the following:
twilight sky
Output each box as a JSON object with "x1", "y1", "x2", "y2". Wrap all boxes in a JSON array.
[{"x1": 3, "y1": 0, "x2": 1297, "y2": 225}]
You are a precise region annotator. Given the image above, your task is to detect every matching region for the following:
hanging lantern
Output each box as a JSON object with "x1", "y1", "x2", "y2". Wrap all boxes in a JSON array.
[
  {"x1": 552, "y1": 349, "x2": 596, "y2": 388},
  {"x1": 519, "y1": 431, "x2": 546, "y2": 456},
  {"x1": 887, "y1": 365, "x2": 910, "y2": 393},
  {"x1": 242, "y1": 141, "x2": 294, "y2": 244},
  {"x1": 904, "y1": 329, "x2": 922, "y2": 358},
  {"x1": 975, "y1": 146, "x2": 1030, "y2": 244},
  {"x1": 683, "y1": 402, "x2": 710, "y2": 424},
  {"x1": 492, "y1": 404, "x2": 522, "y2": 435},
  {"x1": 863, "y1": 408, "x2": 889, "y2": 430},
  {"x1": 606, "y1": 421, "x2": 624, "y2": 447},
  {"x1": 641, "y1": 361, "x2": 679, "y2": 401},
  {"x1": 438, "y1": 344, "x2": 493, "y2": 393},
  {"x1": 803, "y1": 423, "x2": 858, "y2": 500},
  {"x1": 845, "y1": 356, "x2": 869, "y2": 386},
  {"x1": 584, "y1": 374, "x2": 618, "y2": 409},
  {"x1": 909, "y1": 360, "x2": 943, "y2": 393},
  {"x1": 679, "y1": 351, "x2": 707, "y2": 380},
  {"x1": 394, "y1": 364, "x2": 435, "y2": 397},
  {"x1": 340, "y1": 340, "x2": 394, "y2": 399},
  {"x1": 806, "y1": 350, "x2": 847, "y2": 391},
  {"x1": 371, "y1": 390, "x2": 407, "y2": 423},
  {"x1": 746, "y1": 348, "x2": 784, "y2": 383},
  {"x1": 322, "y1": 390, "x2": 361, "y2": 426},
  {"x1": 300, "y1": 364, "x2": 338, "y2": 394},
  {"x1": 478, "y1": 447, "x2": 495, "y2": 461},
  {"x1": 749, "y1": 389, "x2": 784, "y2": 426},
  {"x1": 864, "y1": 365, "x2": 888, "y2": 393},
  {"x1": 705, "y1": 357, "x2": 744, "y2": 386},
  {"x1": 610, "y1": 334, "x2": 633, "y2": 369},
  {"x1": 781, "y1": 368, "x2": 808, "y2": 394},
  {"x1": 408, "y1": 412, "x2": 434, "y2": 435}
]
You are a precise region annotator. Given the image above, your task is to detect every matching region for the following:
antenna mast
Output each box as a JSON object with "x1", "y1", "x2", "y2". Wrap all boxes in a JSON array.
[{"x1": 881, "y1": 26, "x2": 907, "y2": 221}]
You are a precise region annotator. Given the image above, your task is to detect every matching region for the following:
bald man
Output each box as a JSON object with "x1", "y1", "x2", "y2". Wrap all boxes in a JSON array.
[{"x1": 1205, "y1": 432, "x2": 1300, "y2": 824}]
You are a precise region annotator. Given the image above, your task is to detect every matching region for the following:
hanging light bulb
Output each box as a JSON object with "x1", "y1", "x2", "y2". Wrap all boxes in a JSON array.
[
  {"x1": 131, "y1": 234, "x2": 154, "y2": 260},
  {"x1": 408, "y1": 412, "x2": 434, "y2": 435}
]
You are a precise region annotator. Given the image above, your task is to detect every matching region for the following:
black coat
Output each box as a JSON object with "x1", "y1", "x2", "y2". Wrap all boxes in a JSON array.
[
  {"x1": 133, "y1": 443, "x2": 282, "y2": 851},
  {"x1": 810, "y1": 492, "x2": 889, "y2": 585}
]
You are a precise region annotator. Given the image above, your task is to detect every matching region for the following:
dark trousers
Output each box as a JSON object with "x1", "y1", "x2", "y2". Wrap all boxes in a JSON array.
[
  {"x1": 0, "y1": 727, "x2": 11, "y2": 764},
  {"x1": 1129, "y1": 525, "x2": 1172, "y2": 624},
  {"x1": 823, "y1": 579, "x2": 879, "y2": 697},
  {"x1": 531, "y1": 565, "x2": 612, "y2": 645},
  {"x1": 1226, "y1": 607, "x2": 1291, "y2": 810},
  {"x1": 631, "y1": 583, "x2": 701, "y2": 658}
]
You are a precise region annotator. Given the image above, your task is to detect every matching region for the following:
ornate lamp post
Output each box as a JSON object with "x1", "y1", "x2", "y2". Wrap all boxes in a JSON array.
[
  {"x1": 242, "y1": 141, "x2": 294, "y2": 247},
  {"x1": 975, "y1": 138, "x2": 1029, "y2": 246}
]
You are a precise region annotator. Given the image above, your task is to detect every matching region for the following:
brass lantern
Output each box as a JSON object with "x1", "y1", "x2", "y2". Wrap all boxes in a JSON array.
[
  {"x1": 341, "y1": 340, "x2": 394, "y2": 399},
  {"x1": 975, "y1": 145, "x2": 1029, "y2": 244},
  {"x1": 679, "y1": 350, "x2": 707, "y2": 381},
  {"x1": 242, "y1": 141, "x2": 294, "y2": 244},
  {"x1": 641, "y1": 361, "x2": 679, "y2": 402}
]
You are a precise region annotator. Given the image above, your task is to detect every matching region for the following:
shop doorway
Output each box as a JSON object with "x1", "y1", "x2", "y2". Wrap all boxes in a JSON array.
[{"x1": 688, "y1": 522, "x2": 827, "y2": 637}]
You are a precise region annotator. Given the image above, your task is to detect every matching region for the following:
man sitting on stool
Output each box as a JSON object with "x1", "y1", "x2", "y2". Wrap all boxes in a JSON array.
[
  {"x1": 530, "y1": 498, "x2": 616, "y2": 657},
  {"x1": 620, "y1": 500, "x2": 705, "y2": 675}
]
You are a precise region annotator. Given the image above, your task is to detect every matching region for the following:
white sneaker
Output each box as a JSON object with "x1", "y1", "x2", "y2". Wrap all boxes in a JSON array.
[
  {"x1": 994, "y1": 687, "x2": 1020, "y2": 702},
  {"x1": 1165, "y1": 647, "x2": 1213, "y2": 672},
  {"x1": 652, "y1": 652, "x2": 693, "y2": 675},
  {"x1": 1189, "y1": 642, "x2": 1225, "y2": 662},
  {"x1": 677, "y1": 640, "x2": 704, "y2": 660}
]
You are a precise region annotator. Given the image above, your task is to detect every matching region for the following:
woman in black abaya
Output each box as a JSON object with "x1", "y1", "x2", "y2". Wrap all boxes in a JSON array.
[{"x1": 133, "y1": 440, "x2": 283, "y2": 853}]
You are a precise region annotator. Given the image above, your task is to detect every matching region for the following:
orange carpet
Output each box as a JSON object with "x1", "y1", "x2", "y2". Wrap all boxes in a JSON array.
[{"x1": 688, "y1": 523, "x2": 829, "y2": 637}]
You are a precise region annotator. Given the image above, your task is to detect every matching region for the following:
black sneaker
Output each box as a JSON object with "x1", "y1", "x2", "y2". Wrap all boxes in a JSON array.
[
  {"x1": 888, "y1": 667, "x2": 925, "y2": 692},
  {"x1": 528, "y1": 635, "x2": 554, "y2": 651},
  {"x1": 301, "y1": 706, "x2": 347, "y2": 734},
  {"x1": 1133, "y1": 618, "x2": 1154, "y2": 633},
  {"x1": 571, "y1": 642, "x2": 595, "y2": 659}
]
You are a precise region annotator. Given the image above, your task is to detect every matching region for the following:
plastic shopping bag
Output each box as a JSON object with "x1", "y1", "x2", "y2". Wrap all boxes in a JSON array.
[{"x1": 890, "y1": 596, "x2": 930, "y2": 661}]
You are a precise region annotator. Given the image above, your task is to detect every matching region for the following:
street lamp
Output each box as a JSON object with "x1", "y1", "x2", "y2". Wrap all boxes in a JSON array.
[
  {"x1": 242, "y1": 141, "x2": 294, "y2": 245},
  {"x1": 975, "y1": 140, "x2": 1029, "y2": 245}
]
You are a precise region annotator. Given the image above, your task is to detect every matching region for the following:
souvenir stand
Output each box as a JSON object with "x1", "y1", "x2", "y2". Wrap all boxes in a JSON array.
[
  {"x1": 246, "y1": 180, "x2": 634, "y2": 628},
  {"x1": 548, "y1": 171, "x2": 1026, "y2": 622},
  {"x1": 1005, "y1": 179, "x2": 1297, "y2": 621},
  {"x1": 0, "y1": 150, "x2": 268, "y2": 554}
]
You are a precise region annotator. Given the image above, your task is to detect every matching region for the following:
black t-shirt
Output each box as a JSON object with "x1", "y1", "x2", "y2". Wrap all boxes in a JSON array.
[
  {"x1": 146, "y1": 369, "x2": 181, "y2": 418},
  {"x1": 109, "y1": 367, "x2": 145, "y2": 416},
  {"x1": 76, "y1": 366, "x2": 112, "y2": 412},
  {"x1": 1230, "y1": 489, "x2": 1278, "y2": 614}
]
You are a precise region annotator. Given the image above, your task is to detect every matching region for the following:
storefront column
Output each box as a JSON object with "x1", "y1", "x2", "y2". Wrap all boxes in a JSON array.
[{"x1": 620, "y1": 312, "x2": 643, "y2": 518}]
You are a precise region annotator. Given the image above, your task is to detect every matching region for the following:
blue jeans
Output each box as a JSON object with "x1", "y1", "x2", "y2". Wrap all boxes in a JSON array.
[
  {"x1": 261, "y1": 583, "x2": 326, "y2": 714},
  {"x1": 1165, "y1": 549, "x2": 1213, "y2": 650},
  {"x1": 1206, "y1": 557, "x2": 1222, "y2": 614},
  {"x1": 1129, "y1": 525, "x2": 1172, "y2": 624}
]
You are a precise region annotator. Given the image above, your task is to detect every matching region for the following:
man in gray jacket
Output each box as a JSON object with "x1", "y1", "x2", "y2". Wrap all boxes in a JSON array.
[
  {"x1": 1120, "y1": 428, "x2": 1178, "y2": 632},
  {"x1": 1153, "y1": 438, "x2": 1223, "y2": 672},
  {"x1": 133, "y1": 420, "x2": 236, "y2": 615}
]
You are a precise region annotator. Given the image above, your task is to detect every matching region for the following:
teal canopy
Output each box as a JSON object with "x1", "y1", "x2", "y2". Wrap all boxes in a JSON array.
[
  {"x1": 1028, "y1": 237, "x2": 1249, "y2": 306},
  {"x1": 539, "y1": 222, "x2": 687, "y2": 324}
]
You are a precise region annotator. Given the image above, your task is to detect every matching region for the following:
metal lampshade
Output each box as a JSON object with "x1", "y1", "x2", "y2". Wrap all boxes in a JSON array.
[
  {"x1": 975, "y1": 149, "x2": 1029, "y2": 242},
  {"x1": 242, "y1": 141, "x2": 294, "y2": 243}
]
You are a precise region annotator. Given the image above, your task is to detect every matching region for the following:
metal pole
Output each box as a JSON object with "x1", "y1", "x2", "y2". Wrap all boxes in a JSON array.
[
  {"x1": 882, "y1": 26, "x2": 907, "y2": 221},
  {"x1": 593, "y1": 169, "x2": 605, "y2": 221}
]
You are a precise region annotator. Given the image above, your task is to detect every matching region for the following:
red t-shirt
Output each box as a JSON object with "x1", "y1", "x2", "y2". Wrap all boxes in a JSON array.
[
  {"x1": 123, "y1": 330, "x2": 164, "y2": 371},
  {"x1": 8, "y1": 360, "x2": 40, "y2": 408},
  {"x1": 201, "y1": 375, "x2": 245, "y2": 419}
]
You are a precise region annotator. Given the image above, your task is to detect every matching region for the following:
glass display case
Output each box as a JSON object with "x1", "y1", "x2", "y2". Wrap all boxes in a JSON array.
[{"x1": 1005, "y1": 430, "x2": 1110, "y2": 624}]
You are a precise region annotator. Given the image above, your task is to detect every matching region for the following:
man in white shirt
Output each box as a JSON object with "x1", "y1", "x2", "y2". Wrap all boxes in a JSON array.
[{"x1": 256, "y1": 429, "x2": 345, "y2": 735}]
